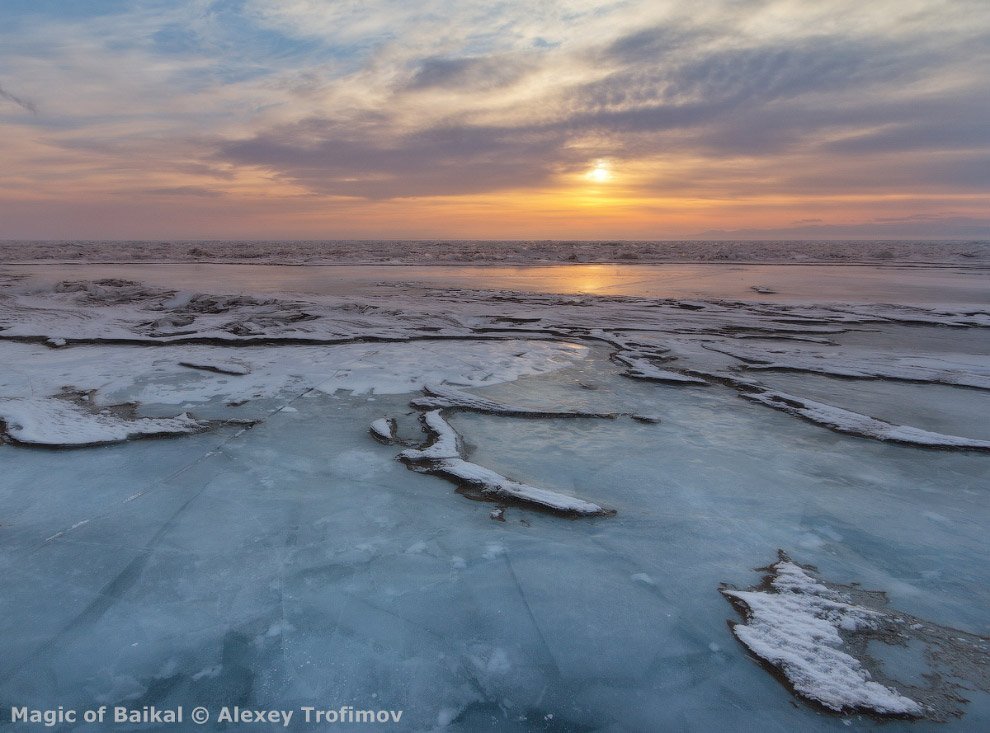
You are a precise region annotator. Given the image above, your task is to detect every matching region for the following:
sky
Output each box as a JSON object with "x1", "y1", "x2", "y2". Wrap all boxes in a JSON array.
[{"x1": 0, "y1": 0, "x2": 988, "y2": 240}]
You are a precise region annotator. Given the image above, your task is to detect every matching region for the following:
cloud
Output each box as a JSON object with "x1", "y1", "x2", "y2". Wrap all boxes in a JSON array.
[
  {"x1": 0, "y1": 82, "x2": 37, "y2": 114},
  {"x1": 1, "y1": 0, "x2": 989, "y2": 236},
  {"x1": 404, "y1": 55, "x2": 534, "y2": 91},
  {"x1": 138, "y1": 185, "x2": 223, "y2": 197},
  {"x1": 220, "y1": 119, "x2": 569, "y2": 198},
  {"x1": 216, "y1": 24, "x2": 989, "y2": 199}
]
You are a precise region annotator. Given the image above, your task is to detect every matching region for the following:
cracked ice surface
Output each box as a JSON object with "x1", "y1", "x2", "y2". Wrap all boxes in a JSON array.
[{"x1": 0, "y1": 267, "x2": 989, "y2": 730}]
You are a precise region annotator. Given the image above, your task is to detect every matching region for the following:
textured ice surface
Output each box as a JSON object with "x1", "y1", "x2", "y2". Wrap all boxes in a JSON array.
[
  {"x1": 1, "y1": 267, "x2": 988, "y2": 731},
  {"x1": 713, "y1": 342, "x2": 990, "y2": 390},
  {"x1": 1, "y1": 353, "x2": 988, "y2": 731},
  {"x1": 0, "y1": 339, "x2": 587, "y2": 407}
]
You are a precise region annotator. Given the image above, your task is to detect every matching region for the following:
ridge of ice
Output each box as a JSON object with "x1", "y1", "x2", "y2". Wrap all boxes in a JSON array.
[
  {"x1": 394, "y1": 410, "x2": 612, "y2": 516},
  {"x1": 613, "y1": 353, "x2": 709, "y2": 384},
  {"x1": 743, "y1": 389, "x2": 990, "y2": 450},
  {"x1": 411, "y1": 384, "x2": 618, "y2": 418}
]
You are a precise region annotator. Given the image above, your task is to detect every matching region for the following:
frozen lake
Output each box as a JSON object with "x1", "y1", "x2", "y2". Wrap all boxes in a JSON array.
[
  {"x1": 0, "y1": 266, "x2": 987, "y2": 730},
  {"x1": 8, "y1": 261, "x2": 989, "y2": 306}
]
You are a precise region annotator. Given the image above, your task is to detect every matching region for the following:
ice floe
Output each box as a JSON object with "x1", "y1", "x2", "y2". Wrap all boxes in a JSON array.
[
  {"x1": 612, "y1": 353, "x2": 709, "y2": 384},
  {"x1": 178, "y1": 359, "x2": 251, "y2": 375},
  {"x1": 0, "y1": 340, "x2": 587, "y2": 408}
]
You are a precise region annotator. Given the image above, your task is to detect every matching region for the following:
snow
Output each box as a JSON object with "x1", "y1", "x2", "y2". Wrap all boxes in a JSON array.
[
  {"x1": 369, "y1": 417, "x2": 397, "y2": 443},
  {"x1": 398, "y1": 410, "x2": 461, "y2": 462},
  {"x1": 0, "y1": 397, "x2": 206, "y2": 447},
  {"x1": 743, "y1": 389, "x2": 990, "y2": 450},
  {"x1": 0, "y1": 340, "x2": 588, "y2": 408},
  {"x1": 722, "y1": 558, "x2": 923, "y2": 716},
  {"x1": 435, "y1": 458, "x2": 610, "y2": 515},
  {"x1": 395, "y1": 410, "x2": 612, "y2": 516}
]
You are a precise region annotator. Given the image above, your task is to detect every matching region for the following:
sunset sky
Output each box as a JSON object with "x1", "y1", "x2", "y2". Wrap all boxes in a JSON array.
[{"x1": 1, "y1": 0, "x2": 988, "y2": 240}]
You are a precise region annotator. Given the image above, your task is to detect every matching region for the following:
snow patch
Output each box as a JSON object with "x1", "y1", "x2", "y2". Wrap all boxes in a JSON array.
[
  {"x1": 0, "y1": 396, "x2": 208, "y2": 448},
  {"x1": 721, "y1": 555, "x2": 923, "y2": 716}
]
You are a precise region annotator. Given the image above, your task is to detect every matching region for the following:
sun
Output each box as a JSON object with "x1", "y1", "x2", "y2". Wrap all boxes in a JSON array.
[{"x1": 586, "y1": 162, "x2": 612, "y2": 183}]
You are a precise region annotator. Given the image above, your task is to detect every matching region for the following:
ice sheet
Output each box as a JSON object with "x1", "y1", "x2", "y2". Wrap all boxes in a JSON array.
[{"x1": 1, "y1": 269, "x2": 988, "y2": 731}]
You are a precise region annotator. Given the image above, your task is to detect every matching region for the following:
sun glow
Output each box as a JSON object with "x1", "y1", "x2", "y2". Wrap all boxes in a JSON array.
[{"x1": 586, "y1": 162, "x2": 612, "y2": 183}]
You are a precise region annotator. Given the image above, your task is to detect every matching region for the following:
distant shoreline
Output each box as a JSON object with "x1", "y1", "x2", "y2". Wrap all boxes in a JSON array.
[
  {"x1": 1, "y1": 239, "x2": 987, "y2": 268},
  {"x1": 2, "y1": 259, "x2": 987, "y2": 270}
]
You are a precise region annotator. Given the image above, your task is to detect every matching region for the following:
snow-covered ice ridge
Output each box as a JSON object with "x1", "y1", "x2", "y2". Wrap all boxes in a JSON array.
[
  {"x1": 712, "y1": 342, "x2": 990, "y2": 390},
  {"x1": 410, "y1": 384, "x2": 619, "y2": 418},
  {"x1": 388, "y1": 409, "x2": 613, "y2": 517},
  {"x1": 742, "y1": 389, "x2": 990, "y2": 451},
  {"x1": 367, "y1": 386, "x2": 625, "y2": 516},
  {"x1": 722, "y1": 552, "x2": 990, "y2": 720},
  {"x1": 1, "y1": 239, "x2": 988, "y2": 266},
  {"x1": 0, "y1": 276, "x2": 988, "y2": 451}
]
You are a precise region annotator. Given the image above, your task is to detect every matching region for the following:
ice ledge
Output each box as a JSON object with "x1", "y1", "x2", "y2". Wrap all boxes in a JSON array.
[
  {"x1": 410, "y1": 384, "x2": 620, "y2": 418},
  {"x1": 389, "y1": 410, "x2": 614, "y2": 517},
  {"x1": 742, "y1": 389, "x2": 990, "y2": 451}
]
